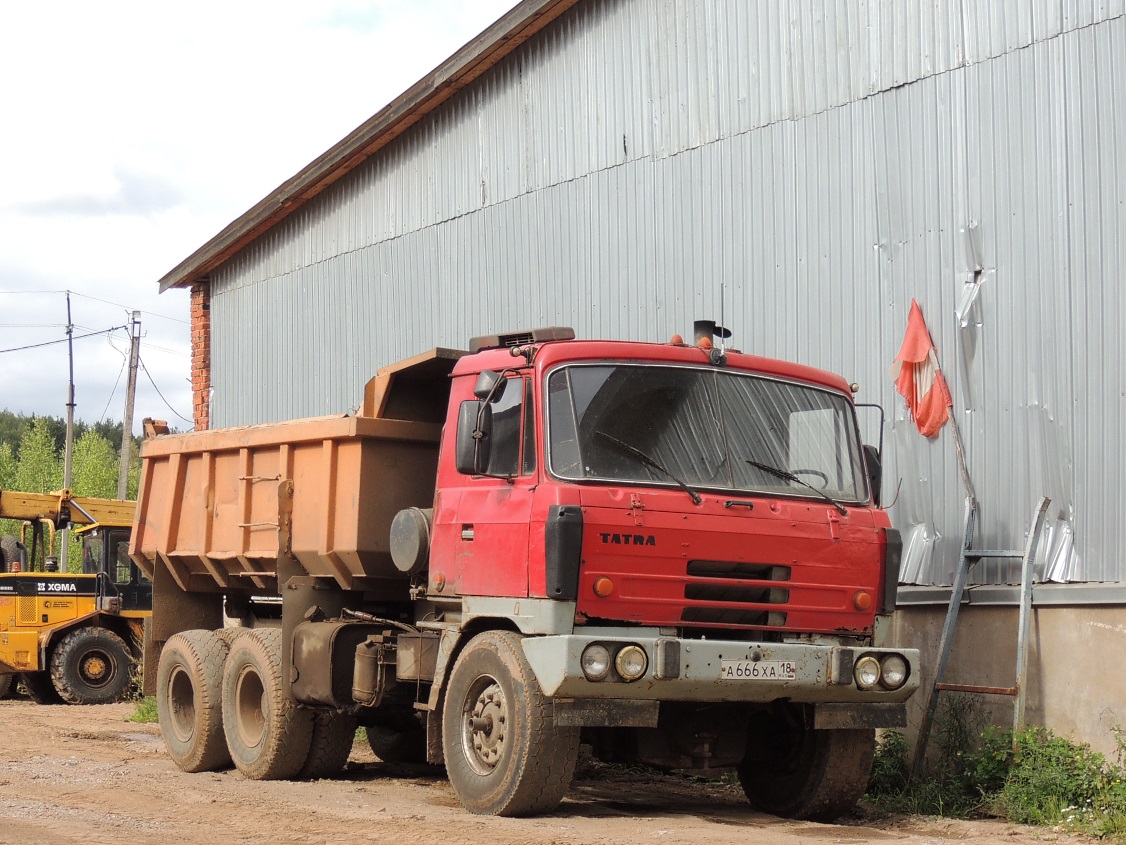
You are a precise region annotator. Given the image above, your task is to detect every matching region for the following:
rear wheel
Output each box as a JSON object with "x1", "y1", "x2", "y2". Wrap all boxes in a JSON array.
[
  {"x1": 20, "y1": 672, "x2": 63, "y2": 704},
  {"x1": 0, "y1": 674, "x2": 12, "y2": 698},
  {"x1": 222, "y1": 628, "x2": 313, "y2": 780},
  {"x1": 442, "y1": 630, "x2": 579, "y2": 816},
  {"x1": 736, "y1": 707, "x2": 875, "y2": 821},
  {"x1": 365, "y1": 708, "x2": 427, "y2": 764},
  {"x1": 157, "y1": 630, "x2": 231, "y2": 772},
  {"x1": 299, "y1": 711, "x2": 357, "y2": 779},
  {"x1": 50, "y1": 627, "x2": 134, "y2": 704}
]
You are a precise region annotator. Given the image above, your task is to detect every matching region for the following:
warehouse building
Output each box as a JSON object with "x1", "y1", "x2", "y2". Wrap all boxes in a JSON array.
[{"x1": 158, "y1": 0, "x2": 1126, "y2": 757}]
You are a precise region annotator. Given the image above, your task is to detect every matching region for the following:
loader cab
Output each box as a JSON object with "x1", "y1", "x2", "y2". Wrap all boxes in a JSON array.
[{"x1": 80, "y1": 527, "x2": 152, "y2": 613}]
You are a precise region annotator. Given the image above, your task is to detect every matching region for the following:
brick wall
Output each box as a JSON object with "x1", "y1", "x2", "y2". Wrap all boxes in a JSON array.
[{"x1": 190, "y1": 282, "x2": 211, "y2": 431}]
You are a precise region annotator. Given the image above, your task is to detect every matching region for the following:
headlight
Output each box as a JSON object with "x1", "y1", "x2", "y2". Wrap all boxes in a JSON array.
[
  {"x1": 615, "y1": 645, "x2": 648, "y2": 681},
  {"x1": 581, "y1": 644, "x2": 612, "y2": 681},
  {"x1": 880, "y1": 654, "x2": 908, "y2": 690},
  {"x1": 854, "y1": 655, "x2": 881, "y2": 690}
]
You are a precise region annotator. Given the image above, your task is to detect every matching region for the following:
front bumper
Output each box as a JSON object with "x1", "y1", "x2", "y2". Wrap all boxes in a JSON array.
[{"x1": 521, "y1": 633, "x2": 920, "y2": 704}]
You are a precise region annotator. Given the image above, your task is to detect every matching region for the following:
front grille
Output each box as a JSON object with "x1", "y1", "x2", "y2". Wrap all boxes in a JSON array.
[
  {"x1": 681, "y1": 559, "x2": 790, "y2": 629},
  {"x1": 686, "y1": 560, "x2": 791, "y2": 581},
  {"x1": 682, "y1": 607, "x2": 787, "y2": 626},
  {"x1": 18, "y1": 597, "x2": 36, "y2": 625}
]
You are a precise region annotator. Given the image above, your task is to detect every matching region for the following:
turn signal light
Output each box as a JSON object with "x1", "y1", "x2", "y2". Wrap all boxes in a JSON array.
[
  {"x1": 853, "y1": 590, "x2": 873, "y2": 611},
  {"x1": 592, "y1": 576, "x2": 614, "y2": 598}
]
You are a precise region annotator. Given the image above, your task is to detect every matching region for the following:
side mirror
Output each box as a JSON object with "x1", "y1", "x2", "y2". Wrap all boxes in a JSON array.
[
  {"x1": 863, "y1": 444, "x2": 883, "y2": 507},
  {"x1": 455, "y1": 400, "x2": 493, "y2": 475},
  {"x1": 473, "y1": 370, "x2": 507, "y2": 402}
]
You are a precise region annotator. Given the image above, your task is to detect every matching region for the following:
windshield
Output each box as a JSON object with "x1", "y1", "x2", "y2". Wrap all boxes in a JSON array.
[{"x1": 546, "y1": 364, "x2": 867, "y2": 502}]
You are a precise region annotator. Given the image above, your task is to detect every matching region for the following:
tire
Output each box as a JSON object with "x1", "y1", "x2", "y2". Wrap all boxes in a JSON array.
[
  {"x1": 1, "y1": 535, "x2": 20, "y2": 572},
  {"x1": 222, "y1": 628, "x2": 313, "y2": 780},
  {"x1": 365, "y1": 710, "x2": 427, "y2": 764},
  {"x1": 299, "y1": 711, "x2": 357, "y2": 779},
  {"x1": 156, "y1": 630, "x2": 232, "y2": 772},
  {"x1": 441, "y1": 630, "x2": 579, "y2": 816},
  {"x1": 737, "y1": 709, "x2": 875, "y2": 822},
  {"x1": 20, "y1": 672, "x2": 63, "y2": 704},
  {"x1": 49, "y1": 627, "x2": 134, "y2": 704},
  {"x1": 0, "y1": 673, "x2": 12, "y2": 699}
]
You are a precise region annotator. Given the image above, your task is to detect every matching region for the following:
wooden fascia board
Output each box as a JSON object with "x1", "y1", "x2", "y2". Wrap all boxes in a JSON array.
[{"x1": 158, "y1": 0, "x2": 582, "y2": 293}]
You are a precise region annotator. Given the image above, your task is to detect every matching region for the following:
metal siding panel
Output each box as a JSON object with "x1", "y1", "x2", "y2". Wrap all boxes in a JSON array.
[{"x1": 205, "y1": 2, "x2": 1126, "y2": 586}]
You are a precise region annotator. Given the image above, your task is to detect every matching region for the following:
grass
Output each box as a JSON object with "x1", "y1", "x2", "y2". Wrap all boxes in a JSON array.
[
  {"x1": 866, "y1": 697, "x2": 1126, "y2": 842},
  {"x1": 129, "y1": 696, "x2": 158, "y2": 723}
]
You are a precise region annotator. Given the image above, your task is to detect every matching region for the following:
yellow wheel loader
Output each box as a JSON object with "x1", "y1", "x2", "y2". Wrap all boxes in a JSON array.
[{"x1": 0, "y1": 488, "x2": 148, "y2": 704}]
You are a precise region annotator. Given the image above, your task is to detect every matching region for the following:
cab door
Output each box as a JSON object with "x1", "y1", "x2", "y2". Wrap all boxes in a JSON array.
[{"x1": 450, "y1": 376, "x2": 538, "y2": 598}]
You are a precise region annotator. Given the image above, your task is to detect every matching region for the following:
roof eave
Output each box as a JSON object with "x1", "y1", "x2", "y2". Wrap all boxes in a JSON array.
[{"x1": 159, "y1": 0, "x2": 582, "y2": 293}]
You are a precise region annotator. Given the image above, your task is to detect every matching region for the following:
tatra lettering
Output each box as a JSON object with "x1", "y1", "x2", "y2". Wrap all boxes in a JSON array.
[{"x1": 599, "y1": 533, "x2": 656, "y2": 546}]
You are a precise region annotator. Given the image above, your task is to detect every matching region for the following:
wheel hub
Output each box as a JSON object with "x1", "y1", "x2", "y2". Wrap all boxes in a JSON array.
[
  {"x1": 465, "y1": 681, "x2": 507, "y2": 771},
  {"x1": 80, "y1": 653, "x2": 110, "y2": 685}
]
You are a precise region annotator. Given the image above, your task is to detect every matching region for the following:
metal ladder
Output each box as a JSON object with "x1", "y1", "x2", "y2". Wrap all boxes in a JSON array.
[{"x1": 911, "y1": 495, "x2": 1052, "y2": 776}]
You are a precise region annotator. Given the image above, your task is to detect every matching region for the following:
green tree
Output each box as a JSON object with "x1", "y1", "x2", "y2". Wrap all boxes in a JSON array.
[
  {"x1": 0, "y1": 442, "x2": 15, "y2": 489},
  {"x1": 14, "y1": 419, "x2": 62, "y2": 493},
  {"x1": 72, "y1": 430, "x2": 119, "y2": 498}
]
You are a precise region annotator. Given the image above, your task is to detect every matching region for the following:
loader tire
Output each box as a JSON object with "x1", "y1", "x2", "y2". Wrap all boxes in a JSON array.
[
  {"x1": 442, "y1": 630, "x2": 579, "y2": 816},
  {"x1": 222, "y1": 628, "x2": 312, "y2": 780},
  {"x1": 50, "y1": 627, "x2": 134, "y2": 704},
  {"x1": 299, "y1": 711, "x2": 357, "y2": 779},
  {"x1": 736, "y1": 710, "x2": 875, "y2": 821},
  {"x1": 20, "y1": 672, "x2": 63, "y2": 704},
  {"x1": 0, "y1": 535, "x2": 20, "y2": 572},
  {"x1": 157, "y1": 630, "x2": 232, "y2": 772},
  {"x1": 0, "y1": 673, "x2": 12, "y2": 699}
]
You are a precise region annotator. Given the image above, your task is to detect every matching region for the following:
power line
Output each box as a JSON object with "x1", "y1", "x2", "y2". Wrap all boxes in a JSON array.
[
  {"x1": 98, "y1": 354, "x2": 129, "y2": 424},
  {"x1": 139, "y1": 356, "x2": 193, "y2": 425},
  {"x1": 0, "y1": 289, "x2": 190, "y2": 325},
  {"x1": 0, "y1": 325, "x2": 127, "y2": 355},
  {"x1": 69, "y1": 291, "x2": 189, "y2": 325}
]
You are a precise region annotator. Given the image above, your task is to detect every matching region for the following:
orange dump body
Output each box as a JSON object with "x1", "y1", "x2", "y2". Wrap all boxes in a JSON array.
[{"x1": 130, "y1": 414, "x2": 442, "y2": 593}]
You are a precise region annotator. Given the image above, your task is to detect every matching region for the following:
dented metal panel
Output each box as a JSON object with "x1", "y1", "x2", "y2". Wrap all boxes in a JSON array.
[
  {"x1": 131, "y1": 415, "x2": 441, "y2": 591},
  {"x1": 203, "y1": 1, "x2": 1126, "y2": 589}
]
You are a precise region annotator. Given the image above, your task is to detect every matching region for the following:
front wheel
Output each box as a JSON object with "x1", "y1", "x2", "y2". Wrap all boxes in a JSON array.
[
  {"x1": 737, "y1": 707, "x2": 874, "y2": 822},
  {"x1": 49, "y1": 627, "x2": 134, "y2": 704},
  {"x1": 0, "y1": 673, "x2": 12, "y2": 699},
  {"x1": 442, "y1": 630, "x2": 579, "y2": 816}
]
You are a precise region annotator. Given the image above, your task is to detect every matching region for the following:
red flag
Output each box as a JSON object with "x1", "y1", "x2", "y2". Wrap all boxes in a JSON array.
[{"x1": 890, "y1": 300, "x2": 951, "y2": 437}]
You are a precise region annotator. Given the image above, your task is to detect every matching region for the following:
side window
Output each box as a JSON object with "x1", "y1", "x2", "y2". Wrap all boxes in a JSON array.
[
  {"x1": 110, "y1": 530, "x2": 132, "y2": 585},
  {"x1": 521, "y1": 378, "x2": 536, "y2": 475},
  {"x1": 486, "y1": 378, "x2": 523, "y2": 477}
]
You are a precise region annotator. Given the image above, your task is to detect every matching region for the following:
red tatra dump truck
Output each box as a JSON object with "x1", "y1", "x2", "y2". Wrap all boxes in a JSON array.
[{"x1": 131, "y1": 324, "x2": 919, "y2": 820}]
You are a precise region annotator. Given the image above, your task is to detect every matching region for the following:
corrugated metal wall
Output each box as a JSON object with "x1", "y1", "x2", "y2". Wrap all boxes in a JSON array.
[{"x1": 209, "y1": 0, "x2": 1126, "y2": 587}]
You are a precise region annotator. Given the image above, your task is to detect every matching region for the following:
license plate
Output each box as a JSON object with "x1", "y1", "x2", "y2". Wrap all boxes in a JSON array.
[{"x1": 720, "y1": 660, "x2": 796, "y2": 680}]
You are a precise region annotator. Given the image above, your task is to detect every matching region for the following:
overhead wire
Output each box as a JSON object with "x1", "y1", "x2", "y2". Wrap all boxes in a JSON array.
[
  {"x1": 139, "y1": 356, "x2": 193, "y2": 425},
  {"x1": 0, "y1": 325, "x2": 128, "y2": 355}
]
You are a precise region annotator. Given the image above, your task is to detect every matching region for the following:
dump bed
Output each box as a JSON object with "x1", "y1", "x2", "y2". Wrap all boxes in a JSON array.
[
  {"x1": 130, "y1": 348, "x2": 465, "y2": 595},
  {"x1": 130, "y1": 414, "x2": 442, "y2": 592}
]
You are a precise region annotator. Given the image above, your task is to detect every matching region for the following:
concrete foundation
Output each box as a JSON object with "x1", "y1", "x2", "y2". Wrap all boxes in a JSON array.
[{"x1": 886, "y1": 604, "x2": 1126, "y2": 762}]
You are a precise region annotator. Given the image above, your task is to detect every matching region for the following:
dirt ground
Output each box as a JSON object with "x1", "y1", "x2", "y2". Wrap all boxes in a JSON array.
[{"x1": 0, "y1": 697, "x2": 1100, "y2": 845}]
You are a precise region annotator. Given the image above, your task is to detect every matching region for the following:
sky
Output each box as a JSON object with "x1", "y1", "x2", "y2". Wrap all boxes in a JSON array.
[{"x1": 0, "y1": 0, "x2": 519, "y2": 434}]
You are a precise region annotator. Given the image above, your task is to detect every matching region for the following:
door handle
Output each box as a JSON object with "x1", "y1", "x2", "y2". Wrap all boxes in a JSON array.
[{"x1": 461, "y1": 525, "x2": 475, "y2": 541}]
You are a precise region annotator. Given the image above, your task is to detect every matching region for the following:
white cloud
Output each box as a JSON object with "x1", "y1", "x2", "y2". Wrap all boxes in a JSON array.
[{"x1": 0, "y1": 0, "x2": 519, "y2": 431}]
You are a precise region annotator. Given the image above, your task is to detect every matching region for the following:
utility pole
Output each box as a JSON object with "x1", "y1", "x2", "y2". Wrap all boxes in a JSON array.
[
  {"x1": 118, "y1": 312, "x2": 141, "y2": 499},
  {"x1": 61, "y1": 291, "x2": 76, "y2": 571}
]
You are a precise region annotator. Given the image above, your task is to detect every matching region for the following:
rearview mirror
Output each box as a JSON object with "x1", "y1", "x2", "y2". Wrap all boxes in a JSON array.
[
  {"x1": 863, "y1": 444, "x2": 883, "y2": 507},
  {"x1": 455, "y1": 400, "x2": 493, "y2": 475},
  {"x1": 473, "y1": 370, "x2": 507, "y2": 402}
]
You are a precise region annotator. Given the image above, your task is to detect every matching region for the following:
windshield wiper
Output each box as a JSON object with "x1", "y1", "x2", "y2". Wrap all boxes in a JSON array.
[
  {"x1": 744, "y1": 459, "x2": 848, "y2": 515},
  {"x1": 595, "y1": 431, "x2": 703, "y2": 505}
]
